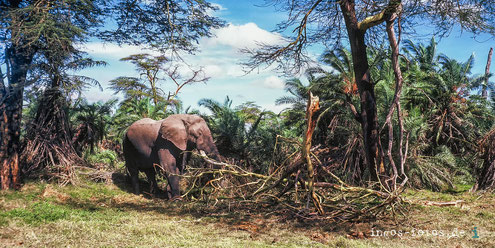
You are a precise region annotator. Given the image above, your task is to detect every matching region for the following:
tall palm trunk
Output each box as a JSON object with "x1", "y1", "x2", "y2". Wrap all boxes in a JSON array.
[{"x1": 482, "y1": 47, "x2": 493, "y2": 98}]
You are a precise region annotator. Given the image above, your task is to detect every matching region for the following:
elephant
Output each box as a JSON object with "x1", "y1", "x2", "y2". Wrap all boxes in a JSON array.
[{"x1": 123, "y1": 114, "x2": 220, "y2": 199}]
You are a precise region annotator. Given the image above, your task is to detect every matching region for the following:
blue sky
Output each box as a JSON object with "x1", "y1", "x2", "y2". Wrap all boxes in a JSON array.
[{"x1": 79, "y1": 1, "x2": 494, "y2": 113}]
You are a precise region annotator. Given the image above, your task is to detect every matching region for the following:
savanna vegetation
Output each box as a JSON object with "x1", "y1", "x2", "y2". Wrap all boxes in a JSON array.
[{"x1": 1, "y1": 0, "x2": 495, "y2": 247}]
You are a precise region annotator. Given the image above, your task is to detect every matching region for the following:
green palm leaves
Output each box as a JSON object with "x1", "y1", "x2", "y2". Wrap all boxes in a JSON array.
[
  {"x1": 71, "y1": 99, "x2": 117, "y2": 154},
  {"x1": 198, "y1": 97, "x2": 280, "y2": 173}
]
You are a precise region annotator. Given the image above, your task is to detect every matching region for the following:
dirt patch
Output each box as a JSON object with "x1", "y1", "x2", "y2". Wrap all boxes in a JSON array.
[{"x1": 41, "y1": 185, "x2": 70, "y2": 203}]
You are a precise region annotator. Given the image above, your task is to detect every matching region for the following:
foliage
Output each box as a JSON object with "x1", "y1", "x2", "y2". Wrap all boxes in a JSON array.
[
  {"x1": 400, "y1": 38, "x2": 493, "y2": 190},
  {"x1": 243, "y1": 0, "x2": 495, "y2": 189},
  {"x1": 71, "y1": 99, "x2": 117, "y2": 154},
  {"x1": 244, "y1": 0, "x2": 495, "y2": 73},
  {"x1": 2, "y1": 0, "x2": 107, "y2": 105},
  {"x1": 99, "y1": 0, "x2": 225, "y2": 53},
  {"x1": 270, "y1": 41, "x2": 493, "y2": 190},
  {"x1": 110, "y1": 54, "x2": 169, "y2": 106},
  {"x1": 199, "y1": 97, "x2": 284, "y2": 173},
  {"x1": 84, "y1": 149, "x2": 119, "y2": 168},
  {"x1": 408, "y1": 146, "x2": 457, "y2": 191}
]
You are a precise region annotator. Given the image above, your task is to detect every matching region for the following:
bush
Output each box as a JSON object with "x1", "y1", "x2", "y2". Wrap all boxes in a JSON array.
[{"x1": 84, "y1": 149, "x2": 119, "y2": 168}]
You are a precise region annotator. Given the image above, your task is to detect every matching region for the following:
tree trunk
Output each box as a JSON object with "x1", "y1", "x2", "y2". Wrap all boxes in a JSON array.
[
  {"x1": 0, "y1": 46, "x2": 35, "y2": 190},
  {"x1": 302, "y1": 91, "x2": 323, "y2": 214},
  {"x1": 0, "y1": 92, "x2": 23, "y2": 190},
  {"x1": 473, "y1": 128, "x2": 495, "y2": 191},
  {"x1": 340, "y1": 0, "x2": 381, "y2": 181},
  {"x1": 474, "y1": 160, "x2": 495, "y2": 191},
  {"x1": 385, "y1": 13, "x2": 409, "y2": 189},
  {"x1": 483, "y1": 47, "x2": 493, "y2": 98}
]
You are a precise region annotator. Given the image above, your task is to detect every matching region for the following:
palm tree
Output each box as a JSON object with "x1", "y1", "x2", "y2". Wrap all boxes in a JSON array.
[
  {"x1": 199, "y1": 97, "x2": 247, "y2": 156},
  {"x1": 400, "y1": 39, "x2": 495, "y2": 190},
  {"x1": 72, "y1": 99, "x2": 117, "y2": 154},
  {"x1": 21, "y1": 55, "x2": 106, "y2": 177},
  {"x1": 199, "y1": 97, "x2": 278, "y2": 172},
  {"x1": 120, "y1": 97, "x2": 167, "y2": 120},
  {"x1": 402, "y1": 39, "x2": 477, "y2": 153},
  {"x1": 167, "y1": 99, "x2": 199, "y2": 115},
  {"x1": 403, "y1": 37, "x2": 439, "y2": 72},
  {"x1": 275, "y1": 78, "x2": 311, "y2": 135},
  {"x1": 274, "y1": 48, "x2": 371, "y2": 182},
  {"x1": 321, "y1": 47, "x2": 357, "y2": 95}
]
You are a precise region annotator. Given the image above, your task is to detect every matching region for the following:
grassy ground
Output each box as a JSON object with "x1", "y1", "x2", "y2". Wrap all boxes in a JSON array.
[{"x1": 1, "y1": 176, "x2": 494, "y2": 247}]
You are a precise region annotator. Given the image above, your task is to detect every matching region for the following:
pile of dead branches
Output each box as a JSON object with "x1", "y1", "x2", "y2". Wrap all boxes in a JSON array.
[
  {"x1": 181, "y1": 150, "x2": 401, "y2": 222},
  {"x1": 181, "y1": 92, "x2": 403, "y2": 222},
  {"x1": 21, "y1": 89, "x2": 84, "y2": 185}
]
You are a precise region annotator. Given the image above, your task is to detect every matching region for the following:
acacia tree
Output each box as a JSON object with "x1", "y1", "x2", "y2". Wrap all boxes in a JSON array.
[
  {"x1": 0, "y1": 0, "x2": 223, "y2": 189},
  {"x1": 111, "y1": 53, "x2": 208, "y2": 110},
  {"x1": 245, "y1": 0, "x2": 495, "y2": 183}
]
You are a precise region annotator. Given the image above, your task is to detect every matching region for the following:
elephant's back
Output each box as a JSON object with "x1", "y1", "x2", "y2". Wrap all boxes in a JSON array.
[
  {"x1": 125, "y1": 118, "x2": 161, "y2": 157},
  {"x1": 130, "y1": 118, "x2": 158, "y2": 126}
]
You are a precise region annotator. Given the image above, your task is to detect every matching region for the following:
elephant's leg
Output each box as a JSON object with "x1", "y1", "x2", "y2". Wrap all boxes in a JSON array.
[
  {"x1": 166, "y1": 183, "x2": 172, "y2": 200},
  {"x1": 167, "y1": 166, "x2": 181, "y2": 199},
  {"x1": 127, "y1": 165, "x2": 140, "y2": 195},
  {"x1": 158, "y1": 149, "x2": 181, "y2": 199},
  {"x1": 144, "y1": 168, "x2": 159, "y2": 196}
]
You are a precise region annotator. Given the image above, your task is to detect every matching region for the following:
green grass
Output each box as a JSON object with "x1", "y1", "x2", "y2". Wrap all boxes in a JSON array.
[
  {"x1": 1, "y1": 201, "x2": 72, "y2": 225},
  {"x1": 1, "y1": 180, "x2": 495, "y2": 247}
]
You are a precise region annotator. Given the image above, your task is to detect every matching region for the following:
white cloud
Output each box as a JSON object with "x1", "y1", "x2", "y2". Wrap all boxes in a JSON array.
[
  {"x1": 225, "y1": 65, "x2": 245, "y2": 77},
  {"x1": 80, "y1": 43, "x2": 158, "y2": 58},
  {"x1": 205, "y1": 2, "x2": 226, "y2": 16},
  {"x1": 81, "y1": 23, "x2": 284, "y2": 78},
  {"x1": 203, "y1": 64, "x2": 223, "y2": 78},
  {"x1": 82, "y1": 87, "x2": 118, "y2": 103},
  {"x1": 79, "y1": 22, "x2": 291, "y2": 111},
  {"x1": 211, "y1": 3, "x2": 227, "y2": 12},
  {"x1": 203, "y1": 23, "x2": 285, "y2": 50},
  {"x1": 262, "y1": 75, "x2": 285, "y2": 89},
  {"x1": 262, "y1": 103, "x2": 291, "y2": 114}
]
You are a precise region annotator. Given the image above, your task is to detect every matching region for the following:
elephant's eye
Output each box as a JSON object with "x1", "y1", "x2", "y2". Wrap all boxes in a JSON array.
[{"x1": 192, "y1": 129, "x2": 202, "y2": 138}]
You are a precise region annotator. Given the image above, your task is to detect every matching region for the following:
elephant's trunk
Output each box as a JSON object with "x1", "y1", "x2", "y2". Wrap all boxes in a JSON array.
[
  {"x1": 199, "y1": 149, "x2": 222, "y2": 163},
  {"x1": 197, "y1": 134, "x2": 221, "y2": 161},
  {"x1": 198, "y1": 143, "x2": 223, "y2": 170},
  {"x1": 209, "y1": 147, "x2": 221, "y2": 161}
]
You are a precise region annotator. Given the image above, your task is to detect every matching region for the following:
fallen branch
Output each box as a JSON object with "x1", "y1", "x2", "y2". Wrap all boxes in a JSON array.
[
  {"x1": 314, "y1": 182, "x2": 389, "y2": 198},
  {"x1": 421, "y1": 200, "x2": 464, "y2": 207}
]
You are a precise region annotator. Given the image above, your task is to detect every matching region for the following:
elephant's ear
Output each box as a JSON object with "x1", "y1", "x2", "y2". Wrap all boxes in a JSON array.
[{"x1": 159, "y1": 118, "x2": 187, "y2": 150}]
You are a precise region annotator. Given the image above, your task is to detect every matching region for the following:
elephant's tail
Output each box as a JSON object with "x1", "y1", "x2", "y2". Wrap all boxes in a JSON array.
[
  {"x1": 122, "y1": 134, "x2": 132, "y2": 161},
  {"x1": 122, "y1": 135, "x2": 133, "y2": 178}
]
